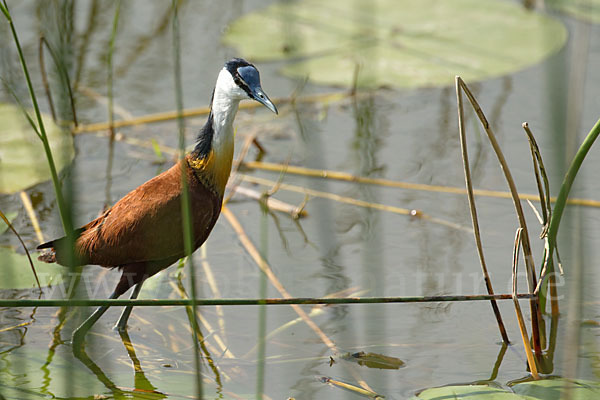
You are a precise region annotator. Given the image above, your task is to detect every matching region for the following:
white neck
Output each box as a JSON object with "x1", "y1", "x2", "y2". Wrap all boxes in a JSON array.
[
  {"x1": 188, "y1": 68, "x2": 248, "y2": 195},
  {"x1": 210, "y1": 68, "x2": 246, "y2": 151}
]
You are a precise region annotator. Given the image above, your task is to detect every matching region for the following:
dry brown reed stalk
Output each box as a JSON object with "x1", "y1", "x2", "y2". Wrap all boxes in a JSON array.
[
  {"x1": 523, "y1": 123, "x2": 551, "y2": 232},
  {"x1": 321, "y1": 377, "x2": 384, "y2": 399},
  {"x1": 511, "y1": 228, "x2": 540, "y2": 379},
  {"x1": 242, "y1": 161, "x2": 600, "y2": 208},
  {"x1": 239, "y1": 174, "x2": 472, "y2": 233},
  {"x1": 523, "y1": 123, "x2": 560, "y2": 316},
  {"x1": 72, "y1": 91, "x2": 351, "y2": 134},
  {"x1": 456, "y1": 76, "x2": 543, "y2": 354},
  {"x1": 20, "y1": 191, "x2": 44, "y2": 243},
  {"x1": 456, "y1": 77, "x2": 510, "y2": 345},
  {"x1": 221, "y1": 206, "x2": 337, "y2": 352},
  {"x1": 0, "y1": 208, "x2": 41, "y2": 290},
  {"x1": 232, "y1": 186, "x2": 308, "y2": 218},
  {"x1": 226, "y1": 134, "x2": 307, "y2": 217}
]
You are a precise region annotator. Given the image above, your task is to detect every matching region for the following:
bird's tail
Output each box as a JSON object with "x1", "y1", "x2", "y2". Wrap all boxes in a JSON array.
[
  {"x1": 37, "y1": 239, "x2": 55, "y2": 250},
  {"x1": 36, "y1": 227, "x2": 86, "y2": 265},
  {"x1": 37, "y1": 250, "x2": 57, "y2": 263},
  {"x1": 37, "y1": 239, "x2": 57, "y2": 263}
]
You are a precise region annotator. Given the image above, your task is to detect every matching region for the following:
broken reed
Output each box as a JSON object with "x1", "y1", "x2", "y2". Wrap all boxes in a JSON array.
[
  {"x1": 456, "y1": 75, "x2": 600, "y2": 378},
  {"x1": 456, "y1": 77, "x2": 511, "y2": 345},
  {"x1": 456, "y1": 76, "x2": 546, "y2": 374}
]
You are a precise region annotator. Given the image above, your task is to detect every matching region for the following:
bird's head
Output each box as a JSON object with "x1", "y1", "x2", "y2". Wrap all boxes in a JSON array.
[{"x1": 214, "y1": 58, "x2": 278, "y2": 114}]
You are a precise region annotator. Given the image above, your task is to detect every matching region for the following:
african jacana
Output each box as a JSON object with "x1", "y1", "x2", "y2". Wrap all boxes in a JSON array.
[{"x1": 37, "y1": 58, "x2": 277, "y2": 346}]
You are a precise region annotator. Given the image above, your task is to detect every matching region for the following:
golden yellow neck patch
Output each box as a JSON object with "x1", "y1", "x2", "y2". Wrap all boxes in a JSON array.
[{"x1": 188, "y1": 147, "x2": 233, "y2": 196}]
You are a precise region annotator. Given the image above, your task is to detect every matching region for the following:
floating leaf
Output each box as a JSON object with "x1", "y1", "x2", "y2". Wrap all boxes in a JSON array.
[
  {"x1": 512, "y1": 378, "x2": 600, "y2": 399},
  {"x1": 411, "y1": 379, "x2": 600, "y2": 399},
  {"x1": 223, "y1": 0, "x2": 567, "y2": 88},
  {"x1": 0, "y1": 246, "x2": 63, "y2": 289},
  {"x1": 547, "y1": 0, "x2": 600, "y2": 24},
  {"x1": 0, "y1": 103, "x2": 74, "y2": 194},
  {"x1": 411, "y1": 385, "x2": 532, "y2": 399},
  {"x1": 0, "y1": 211, "x2": 18, "y2": 236},
  {"x1": 343, "y1": 351, "x2": 405, "y2": 369}
]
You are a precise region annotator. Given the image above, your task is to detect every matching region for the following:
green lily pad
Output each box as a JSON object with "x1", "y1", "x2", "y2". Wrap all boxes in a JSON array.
[
  {"x1": 513, "y1": 378, "x2": 600, "y2": 399},
  {"x1": 0, "y1": 211, "x2": 18, "y2": 235},
  {"x1": 411, "y1": 379, "x2": 600, "y2": 399},
  {"x1": 547, "y1": 0, "x2": 600, "y2": 24},
  {"x1": 0, "y1": 246, "x2": 63, "y2": 289},
  {"x1": 411, "y1": 385, "x2": 534, "y2": 399},
  {"x1": 223, "y1": 0, "x2": 567, "y2": 88},
  {"x1": 0, "y1": 103, "x2": 74, "y2": 194}
]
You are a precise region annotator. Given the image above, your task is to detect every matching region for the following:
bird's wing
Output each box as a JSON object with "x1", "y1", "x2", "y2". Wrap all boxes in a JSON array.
[{"x1": 74, "y1": 161, "x2": 218, "y2": 266}]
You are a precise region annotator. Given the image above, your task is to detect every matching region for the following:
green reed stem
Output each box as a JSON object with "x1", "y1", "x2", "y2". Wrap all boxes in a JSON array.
[
  {"x1": 0, "y1": 294, "x2": 536, "y2": 308},
  {"x1": 0, "y1": 0, "x2": 73, "y2": 239},
  {"x1": 107, "y1": 0, "x2": 120, "y2": 138},
  {"x1": 256, "y1": 202, "x2": 269, "y2": 399},
  {"x1": 540, "y1": 116, "x2": 600, "y2": 309},
  {"x1": 171, "y1": 1, "x2": 202, "y2": 397}
]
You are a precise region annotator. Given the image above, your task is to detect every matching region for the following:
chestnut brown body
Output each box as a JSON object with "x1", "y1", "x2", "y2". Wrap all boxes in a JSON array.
[{"x1": 39, "y1": 156, "x2": 222, "y2": 297}]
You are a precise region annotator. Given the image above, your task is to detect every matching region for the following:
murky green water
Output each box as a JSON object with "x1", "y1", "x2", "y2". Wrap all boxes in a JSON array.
[{"x1": 1, "y1": 1, "x2": 599, "y2": 399}]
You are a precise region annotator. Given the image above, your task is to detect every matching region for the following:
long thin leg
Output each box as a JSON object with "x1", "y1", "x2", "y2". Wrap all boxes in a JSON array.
[
  {"x1": 113, "y1": 281, "x2": 143, "y2": 332},
  {"x1": 72, "y1": 289, "x2": 120, "y2": 349}
]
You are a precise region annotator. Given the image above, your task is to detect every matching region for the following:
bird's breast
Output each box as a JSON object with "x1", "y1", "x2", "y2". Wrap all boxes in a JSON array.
[{"x1": 188, "y1": 142, "x2": 234, "y2": 196}]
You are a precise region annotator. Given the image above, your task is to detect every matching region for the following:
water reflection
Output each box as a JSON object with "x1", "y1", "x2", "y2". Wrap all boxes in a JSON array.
[
  {"x1": 174, "y1": 268, "x2": 224, "y2": 398},
  {"x1": 72, "y1": 330, "x2": 167, "y2": 398},
  {"x1": 0, "y1": 296, "x2": 31, "y2": 354}
]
